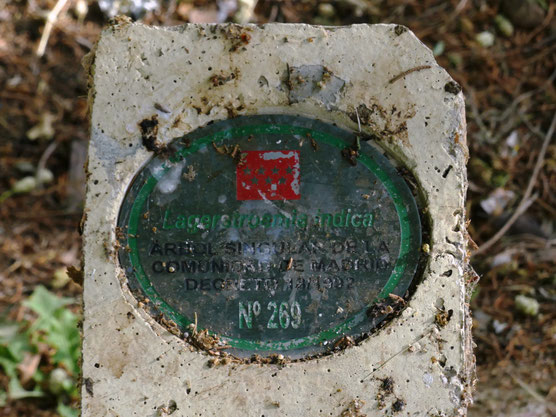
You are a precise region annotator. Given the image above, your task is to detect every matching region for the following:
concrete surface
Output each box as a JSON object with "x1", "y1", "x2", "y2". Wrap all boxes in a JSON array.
[{"x1": 83, "y1": 21, "x2": 473, "y2": 416}]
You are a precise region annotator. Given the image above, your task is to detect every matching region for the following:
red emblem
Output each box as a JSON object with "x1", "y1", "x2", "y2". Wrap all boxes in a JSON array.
[{"x1": 236, "y1": 150, "x2": 300, "y2": 200}]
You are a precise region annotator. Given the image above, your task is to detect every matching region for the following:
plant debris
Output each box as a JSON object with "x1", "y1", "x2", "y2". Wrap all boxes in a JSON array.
[
  {"x1": 388, "y1": 65, "x2": 431, "y2": 84},
  {"x1": 434, "y1": 308, "x2": 453, "y2": 327},
  {"x1": 212, "y1": 142, "x2": 245, "y2": 164},
  {"x1": 139, "y1": 115, "x2": 168, "y2": 155},
  {"x1": 209, "y1": 71, "x2": 237, "y2": 87},
  {"x1": 444, "y1": 81, "x2": 462, "y2": 95},
  {"x1": 341, "y1": 136, "x2": 361, "y2": 166},
  {"x1": 392, "y1": 398, "x2": 405, "y2": 412},
  {"x1": 340, "y1": 399, "x2": 366, "y2": 417}
]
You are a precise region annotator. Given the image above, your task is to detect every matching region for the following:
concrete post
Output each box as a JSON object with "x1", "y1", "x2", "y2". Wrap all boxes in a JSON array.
[{"x1": 83, "y1": 21, "x2": 474, "y2": 416}]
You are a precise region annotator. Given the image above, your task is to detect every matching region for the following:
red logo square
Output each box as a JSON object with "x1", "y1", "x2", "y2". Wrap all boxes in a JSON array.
[{"x1": 236, "y1": 150, "x2": 300, "y2": 200}]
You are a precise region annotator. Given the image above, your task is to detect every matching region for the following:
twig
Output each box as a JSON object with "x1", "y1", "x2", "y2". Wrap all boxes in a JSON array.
[
  {"x1": 466, "y1": 88, "x2": 493, "y2": 143},
  {"x1": 36, "y1": 0, "x2": 71, "y2": 57},
  {"x1": 36, "y1": 141, "x2": 58, "y2": 184},
  {"x1": 521, "y1": 2, "x2": 555, "y2": 46},
  {"x1": 453, "y1": 0, "x2": 468, "y2": 16},
  {"x1": 268, "y1": 4, "x2": 279, "y2": 22},
  {"x1": 388, "y1": 65, "x2": 431, "y2": 84},
  {"x1": 510, "y1": 372, "x2": 556, "y2": 415},
  {"x1": 355, "y1": 106, "x2": 362, "y2": 133},
  {"x1": 473, "y1": 112, "x2": 556, "y2": 257},
  {"x1": 361, "y1": 328, "x2": 434, "y2": 380},
  {"x1": 193, "y1": 311, "x2": 198, "y2": 334},
  {"x1": 484, "y1": 68, "x2": 556, "y2": 144},
  {"x1": 445, "y1": 0, "x2": 468, "y2": 24}
]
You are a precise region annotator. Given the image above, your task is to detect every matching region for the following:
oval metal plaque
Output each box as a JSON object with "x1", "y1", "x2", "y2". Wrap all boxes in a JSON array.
[{"x1": 118, "y1": 115, "x2": 421, "y2": 357}]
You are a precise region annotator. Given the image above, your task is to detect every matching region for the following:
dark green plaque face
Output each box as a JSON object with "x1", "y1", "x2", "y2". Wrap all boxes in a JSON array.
[{"x1": 118, "y1": 115, "x2": 421, "y2": 357}]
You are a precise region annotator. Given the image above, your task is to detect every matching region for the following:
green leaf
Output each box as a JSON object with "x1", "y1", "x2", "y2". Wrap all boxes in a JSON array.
[
  {"x1": 23, "y1": 286, "x2": 74, "y2": 319},
  {"x1": 0, "y1": 287, "x2": 81, "y2": 405},
  {"x1": 0, "y1": 354, "x2": 18, "y2": 379},
  {"x1": 0, "y1": 321, "x2": 34, "y2": 377},
  {"x1": 33, "y1": 368, "x2": 46, "y2": 384},
  {"x1": 470, "y1": 286, "x2": 480, "y2": 302},
  {"x1": 45, "y1": 310, "x2": 80, "y2": 375},
  {"x1": 7, "y1": 377, "x2": 44, "y2": 400},
  {"x1": 0, "y1": 322, "x2": 19, "y2": 341},
  {"x1": 536, "y1": 0, "x2": 548, "y2": 11},
  {"x1": 23, "y1": 286, "x2": 80, "y2": 374},
  {"x1": 57, "y1": 402, "x2": 79, "y2": 417}
]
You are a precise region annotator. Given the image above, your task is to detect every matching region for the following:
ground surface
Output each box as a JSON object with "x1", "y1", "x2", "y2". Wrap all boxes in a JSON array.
[{"x1": 0, "y1": 0, "x2": 554, "y2": 416}]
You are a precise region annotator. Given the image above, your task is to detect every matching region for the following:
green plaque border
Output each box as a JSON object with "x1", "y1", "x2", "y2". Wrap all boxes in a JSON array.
[{"x1": 118, "y1": 115, "x2": 422, "y2": 353}]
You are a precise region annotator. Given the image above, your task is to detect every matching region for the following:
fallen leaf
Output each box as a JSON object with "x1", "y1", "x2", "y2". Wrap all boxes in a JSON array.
[{"x1": 17, "y1": 353, "x2": 41, "y2": 384}]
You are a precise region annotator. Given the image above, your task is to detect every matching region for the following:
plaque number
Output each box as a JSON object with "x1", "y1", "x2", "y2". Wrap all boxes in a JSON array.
[
  {"x1": 267, "y1": 301, "x2": 301, "y2": 329},
  {"x1": 267, "y1": 302, "x2": 279, "y2": 329},
  {"x1": 239, "y1": 300, "x2": 302, "y2": 330}
]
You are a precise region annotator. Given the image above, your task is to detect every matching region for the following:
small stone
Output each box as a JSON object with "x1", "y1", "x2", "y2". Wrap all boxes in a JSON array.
[
  {"x1": 515, "y1": 295, "x2": 539, "y2": 316},
  {"x1": 318, "y1": 3, "x2": 335, "y2": 18},
  {"x1": 459, "y1": 18, "x2": 474, "y2": 34},
  {"x1": 234, "y1": 0, "x2": 258, "y2": 24},
  {"x1": 74, "y1": 0, "x2": 88, "y2": 21},
  {"x1": 494, "y1": 15, "x2": 514, "y2": 37},
  {"x1": 432, "y1": 41, "x2": 445, "y2": 57},
  {"x1": 15, "y1": 161, "x2": 35, "y2": 173},
  {"x1": 26, "y1": 113, "x2": 55, "y2": 141},
  {"x1": 475, "y1": 31, "x2": 495, "y2": 48},
  {"x1": 501, "y1": 0, "x2": 545, "y2": 29},
  {"x1": 52, "y1": 267, "x2": 71, "y2": 288},
  {"x1": 48, "y1": 368, "x2": 72, "y2": 395},
  {"x1": 12, "y1": 176, "x2": 37, "y2": 193},
  {"x1": 480, "y1": 188, "x2": 515, "y2": 216},
  {"x1": 37, "y1": 168, "x2": 54, "y2": 185},
  {"x1": 98, "y1": 0, "x2": 159, "y2": 18},
  {"x1": 492, "y1": 319, "x2": 508, "y2": 334}
]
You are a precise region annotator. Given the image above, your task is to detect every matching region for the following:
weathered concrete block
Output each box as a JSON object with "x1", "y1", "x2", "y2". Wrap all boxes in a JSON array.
[{"x1": 83, "y1": 21, "x2": 473, "y2": 416}]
